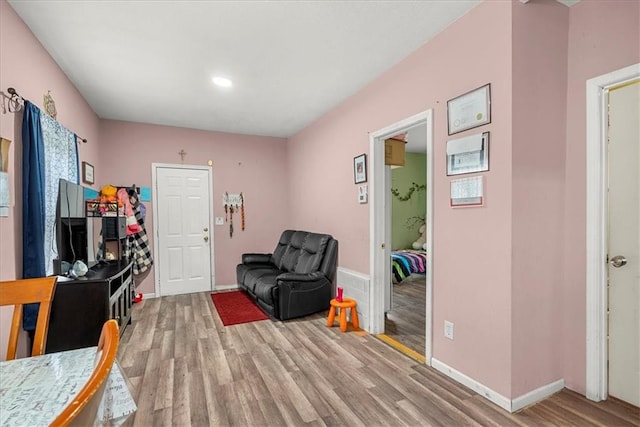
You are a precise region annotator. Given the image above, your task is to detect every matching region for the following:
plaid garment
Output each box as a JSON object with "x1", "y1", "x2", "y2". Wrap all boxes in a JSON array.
[{"x1": 123, "y1": 190, "x2": 154, "y2": 275}]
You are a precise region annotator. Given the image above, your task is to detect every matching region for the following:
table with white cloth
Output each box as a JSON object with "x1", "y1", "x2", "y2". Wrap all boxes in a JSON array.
[{"x1": 0, "y1": 347, "x2": 137, "y2": 426}]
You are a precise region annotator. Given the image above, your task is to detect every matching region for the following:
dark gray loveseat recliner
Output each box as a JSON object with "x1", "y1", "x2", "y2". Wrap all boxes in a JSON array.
[{"x1": 236, "y1": 230, "x2": 338, "y2": 320}]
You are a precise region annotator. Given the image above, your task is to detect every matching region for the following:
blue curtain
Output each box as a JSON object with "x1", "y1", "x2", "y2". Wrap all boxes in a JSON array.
[
  {"x1": 22, "y1": 101, "x2": 46, "y2": 279},
  {"x1": 22, "y1": 101, "x2": 46, "y2": 331}
]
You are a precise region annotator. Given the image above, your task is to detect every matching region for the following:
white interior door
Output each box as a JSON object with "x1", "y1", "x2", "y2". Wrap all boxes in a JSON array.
[
  {"x1": 607, "y1": 80, "x2": 640, "y2": 407},
  {"x1": 156, "y1": 166, "x2": 213, "y2": 296}
]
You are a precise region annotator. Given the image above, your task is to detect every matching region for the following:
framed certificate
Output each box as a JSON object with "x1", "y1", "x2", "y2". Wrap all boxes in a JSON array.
[
  {"x1": 450, "y1": 176, "x2": 484, "y2": 207},
  {"x1": 447, "y1": 84, "x2": 491, "y2": 135},
  {"x1": 446, "y1": 132, "x2": 489, "y2": 176}
]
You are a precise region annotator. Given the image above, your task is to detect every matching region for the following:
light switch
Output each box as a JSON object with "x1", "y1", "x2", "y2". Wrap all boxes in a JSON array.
[
  {"x1": 358, "y1": 184, "x2": 368, "y2": 204},
  {"x1": 215, "y1": 217, "x2": 224, "y2": 225}
]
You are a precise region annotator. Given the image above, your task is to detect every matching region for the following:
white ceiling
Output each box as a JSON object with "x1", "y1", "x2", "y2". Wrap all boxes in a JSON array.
[{"x1": 8, "y1": 0, "x2": 579, "y2": 140}]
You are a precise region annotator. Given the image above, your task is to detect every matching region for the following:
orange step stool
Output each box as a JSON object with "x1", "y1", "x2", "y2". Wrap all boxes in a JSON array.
[{"x1": 327, "y1": 297, "x2": 359, "y2": 332}]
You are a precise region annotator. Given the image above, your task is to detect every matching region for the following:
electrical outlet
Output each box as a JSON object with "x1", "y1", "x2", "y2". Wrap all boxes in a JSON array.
[
  {"x1": 215, "y1": 217, "x2": 224, "y2": 225},
  {"x1": 444, "y1": 320, "x2": 454, "y2": 340}
]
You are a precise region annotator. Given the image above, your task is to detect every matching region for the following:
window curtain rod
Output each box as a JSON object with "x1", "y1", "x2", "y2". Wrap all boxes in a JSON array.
[{"x1": 2, "y1": 87, "x2": 88, "y2": 143}]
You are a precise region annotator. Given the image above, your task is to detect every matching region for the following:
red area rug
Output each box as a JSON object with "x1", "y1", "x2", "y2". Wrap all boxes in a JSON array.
[{"x1": 211, "y1": 290, "x2": 269, "y2": 326}]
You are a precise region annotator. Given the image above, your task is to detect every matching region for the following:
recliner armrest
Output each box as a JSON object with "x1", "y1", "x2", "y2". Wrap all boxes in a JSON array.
[
  {"x1": 276, "y1": 271, "x2": 325, "y2": 283},
  {"x1": 276, "y1": 271, "x2": 332, "y2": 320},
  {"x1": 242, "y1": 253, "x2": 272, "y2": 264}
]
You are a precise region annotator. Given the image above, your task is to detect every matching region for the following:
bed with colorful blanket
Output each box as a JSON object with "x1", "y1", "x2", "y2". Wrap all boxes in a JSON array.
[{"x1": 391, "y1": 250, "x2": 427, "y2": 283}]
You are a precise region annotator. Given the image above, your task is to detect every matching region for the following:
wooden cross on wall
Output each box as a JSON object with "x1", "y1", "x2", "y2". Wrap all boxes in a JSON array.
[{"x1": 178, "y1": 149, "x2": 187, "y2": 162}]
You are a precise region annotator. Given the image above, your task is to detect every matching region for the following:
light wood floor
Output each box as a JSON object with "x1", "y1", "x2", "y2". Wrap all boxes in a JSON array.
[
  {"x1": 385, "y1": 275, "x2": 427, "y2": 356},
  {"x1": 118, "y1": 292, "x2": 640, "y2": 426}
]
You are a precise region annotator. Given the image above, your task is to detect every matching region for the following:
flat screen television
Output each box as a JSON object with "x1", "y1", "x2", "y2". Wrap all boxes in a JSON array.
[
  {"x1": 58, "y1": 178, "x2": 84, "y2": 218},
  {"x1": 54, "y1": 179, "x2": 88, "y2": 274}
]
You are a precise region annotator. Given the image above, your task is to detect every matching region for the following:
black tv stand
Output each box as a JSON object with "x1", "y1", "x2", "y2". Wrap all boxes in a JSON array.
[{"x1": 45, "y1": 260, "x2": 134, "y2": 353}]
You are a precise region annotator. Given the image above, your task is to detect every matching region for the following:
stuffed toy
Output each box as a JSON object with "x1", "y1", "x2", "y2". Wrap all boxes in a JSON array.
[
  {"x1": 412, "y1": 224, "x2": 427, "y2": 250},
  {"x1": 87, "y1": 184, "x2": 122, "y2": 214},
  {"x1": 100, "y1": 184, "x2": 118, "y2": 202}
]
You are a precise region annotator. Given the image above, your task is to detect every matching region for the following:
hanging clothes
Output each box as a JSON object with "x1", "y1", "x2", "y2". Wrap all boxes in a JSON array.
[
  {"x1": 116, "y1": 188, "x2": 141, "y2": 235},
  {"x1": 123, "y1": 189, "x2": 153, "y2": 275}
]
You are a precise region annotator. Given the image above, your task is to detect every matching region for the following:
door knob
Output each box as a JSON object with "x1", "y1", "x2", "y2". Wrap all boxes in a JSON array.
[
  {"x1": 204, "y1": 236, "x2": 209, "y2": 242},
  {"x1": 203, "y1": 227, "x2": 208, "y2": 232},
  {"x1": 610, "y1": 255, "x2": 627, "y2": 268}
]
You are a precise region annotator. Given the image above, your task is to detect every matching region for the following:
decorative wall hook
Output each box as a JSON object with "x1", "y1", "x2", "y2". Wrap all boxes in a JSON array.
[
  {"x1": 2, "y1": 88, "x2": 24, "y2": 113},
  {"x1": 223, "y1": 192, "x2": 246, "y2": 237}
]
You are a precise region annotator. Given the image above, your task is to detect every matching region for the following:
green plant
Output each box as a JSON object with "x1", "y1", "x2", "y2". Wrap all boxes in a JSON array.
[{"x1": 390, "y1": 182, "x2": 426, "y2": 202}]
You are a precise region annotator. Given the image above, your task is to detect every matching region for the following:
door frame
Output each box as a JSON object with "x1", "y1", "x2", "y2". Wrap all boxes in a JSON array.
[
  {"x1": 369, "y1": 109, "x2": 434, "y2": 363},
  {"x1": 151, "y1": 163, "x2": 215, "y2": 297},
  {"x1": 585, "y1": 62, "x2": 640, "y2": 401}
]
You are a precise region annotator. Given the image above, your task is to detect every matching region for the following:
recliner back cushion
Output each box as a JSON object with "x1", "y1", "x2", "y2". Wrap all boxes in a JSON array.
[
  {"x1": 271, "y1": 230, "x2": 295, "y2": 268},
  {"x1": 319, "y1": 238, "x2": 338, "y2": 281},
  {"x1": 271, "y1": 230, "x2": 332, "y2": 273},
  {"x1": 294, "y1": 233, "x2": 330, "y2": 274},
  {"x1": 280, "y1": 231, "x2": 306, "y2": 272}
]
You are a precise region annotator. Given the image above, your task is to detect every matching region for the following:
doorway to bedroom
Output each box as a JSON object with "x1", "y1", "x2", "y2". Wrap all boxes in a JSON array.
[
  {"x1": 384, "y1": 124, "x2": 428, "y2": 359},
  {"x1": 369, "y1": 110, "x2": 433, "y2": 364}
]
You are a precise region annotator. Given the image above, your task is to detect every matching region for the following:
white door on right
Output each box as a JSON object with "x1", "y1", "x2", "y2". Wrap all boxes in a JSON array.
[{"x1": 608, "y1": 80, "x2": 640, "y2": 407}]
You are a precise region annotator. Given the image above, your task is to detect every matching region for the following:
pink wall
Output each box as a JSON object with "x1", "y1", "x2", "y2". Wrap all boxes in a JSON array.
[
  {"x1": 98, "y1": 120, "x2": 289, "y2": 293},
  {"x1": 0, "y1": 0, "x2": 101, "y2": 360},
  {"x1": 562, "y1": 0, "x2": 640, "y2": 393},
  {"x1": 287, "y1": 0, "x2": 639, "y2": 399},
  {"x1": 511, "y1": 0, "x2": 568, "y2": 397},
  {"x1": 288, "y1": 1, "x2": 516, "y2": 396}
]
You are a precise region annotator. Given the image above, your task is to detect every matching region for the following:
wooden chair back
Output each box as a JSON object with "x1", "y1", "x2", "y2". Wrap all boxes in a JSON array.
[
  {"x1": 50, "y1": 319, "x2": 120, "y2": 427},
  {"x1": 0, "y1": 277, "x2": 57, "y2": 360}
]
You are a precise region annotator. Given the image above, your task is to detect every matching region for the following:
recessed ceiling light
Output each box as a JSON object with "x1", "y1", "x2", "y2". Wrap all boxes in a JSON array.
[{"x1": 212, "y1": 76, "x2": 232, "y2": 88}]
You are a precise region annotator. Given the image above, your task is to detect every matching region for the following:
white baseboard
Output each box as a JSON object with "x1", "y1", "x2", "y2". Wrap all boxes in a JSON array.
[
  {"x1": 214, "y1": 284, "x2": 239, "y2": 291},
  {"x1": 432, "y1": 358, "x2": 565, "y2": 413},
  {"x1": 511, "y1": 378, "x2": 565, "y2": 412},
  {"x1": 144, "y1": 284, "x2": 238, "y2": 299},
  {"x1": 431, "y1": 358, "x2": 511, "y2": 412}
]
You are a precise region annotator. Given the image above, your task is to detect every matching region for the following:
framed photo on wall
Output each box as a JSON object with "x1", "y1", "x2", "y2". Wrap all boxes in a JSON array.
[
  {"x1": 82, "y1": 161, "x2": 94, "y2": 185},
  {"x1": 354, "y1": 154, "x2": 367, "y2": 184},
  {"x1": 447, "y1": 83, "x2": 491, "y2": 135}
]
